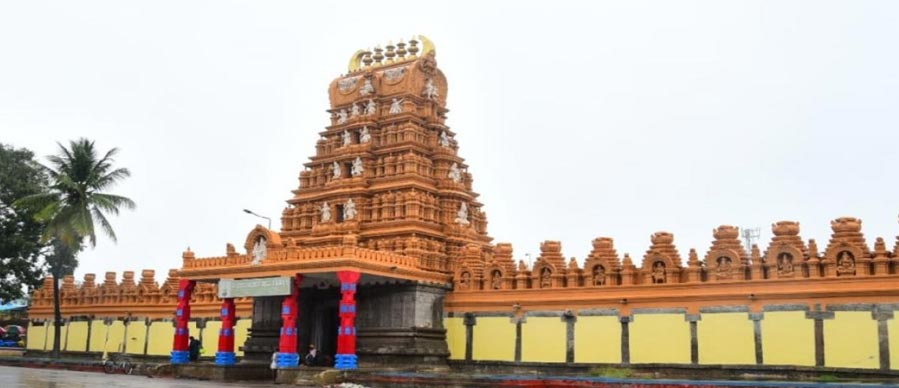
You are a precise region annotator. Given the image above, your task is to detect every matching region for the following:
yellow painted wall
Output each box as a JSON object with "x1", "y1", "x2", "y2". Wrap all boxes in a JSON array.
[
  {"x1": 824, "y1": 311, "x2": 878, "y2": 369},
  {"x1": 762, "y1": 311, "x2": 814, "y2": 366},
  {"x1": 202, "y1": 321, "x2": 221, "y2": 357},
  {"x1": 65, "y1": 321, "x2": 89, "y2": 352},
  {"x1": 235, "y1": 318, "x2": 251, "y2": 357},
  {"x1": 125, "y1": 320, "x2": 147, "y2": 354},
  {"x1": 697, "y1": 313, "x2": 754, "y2": 365},
  {"x1": 472, "y1": 317, "x2": 516, "y2": 361},
  {"x1": 26, "y1": 323, "x2": 46, "y2": 350},
  {"x1": 521, "y1": 317, "x2": 566, "y2": 363},
  {"x1": 88, "y1": 320, "x2": 107, "y2": 352},
  {"x1": 889, "y1": 317, "x2": 899, "y2": 370},
  {"x1": 444, "y1": 317, "x2": 465, "y2": 360},
  {"x1": 104, "y1": 320, "x2": 125, "y2": 354},
  {"x1": 630, "y1": 314, "x2": 690, "y2": 364},
  {"x1": 574, "y1": 316, "x2": 621, "y2": 363},
  {"x1": 147, "y1": 321, "x2": 175, "y2": 356}
]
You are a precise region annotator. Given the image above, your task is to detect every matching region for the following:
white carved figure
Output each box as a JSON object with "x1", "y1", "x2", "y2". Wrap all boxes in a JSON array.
[
  {"x1": 320, "y1": 202, "x2": 332, "y2": 222},
  {"x1": 351, "y1": 157, "x2": 364, "y2": 177},
  {"x1": 439, "y1": 131, "x2": 451, "y2": 148},
  {"x1": 448, "y1": 162, "x2": 462, "y2": 183},
  {"x1": 344, "y1": 199, "x2": 357, "y2": 220},
  {"x1": 359, "y1": 126, "x2": 371, "y2": 143},
  {"x1": 455, "y1": 202, "x2": 470, "y2": 225},
  {"x1": 365, "y1": 99, "x2": 377, "y2": 115},
  {"x1": 332, "y1": 161, "x2": 342, "y2": 179},
  {"x1": 336, "y1": 109, "x2": 348, "y2": 124},
  {"x1": 350, "y1": 103, "x2": 361, "y2": 117},
  {"x1": 424, "y1": 78, "x2": 439, "y2": 100},
  {"x1": 342, "y1": 130, "x2": 352, "y2": 146},
  {"x1": 389, "y1": 98, "x2": 404, "y2": 114},
  {"x1": 251, "y1": 236, "x2": 267, "y2": 265},
  {"x1": 360, "y1": 78, "x2": 375, "y2": 96}
]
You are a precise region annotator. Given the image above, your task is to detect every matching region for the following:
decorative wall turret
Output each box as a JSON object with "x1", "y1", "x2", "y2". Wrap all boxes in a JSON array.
[
  {"x1": 823, "y1": 217, "x2": 871, "y2": 277},
  {"x1": 704, "y1": 226, "x2": 749, "y2": 281},
  {"x1": 583, "y1": 237, "x2": 621, "y2": 286},
  {"x1": 641, "y1": 232, "x2": 683, "y2": 284},
  {"x1": 764, "y1": 221, "x2": 807, "y2": 279}
]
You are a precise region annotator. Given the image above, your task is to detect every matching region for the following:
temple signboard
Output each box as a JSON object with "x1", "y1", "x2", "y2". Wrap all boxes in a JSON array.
[{"x1": 218, "y1": 277, "x2": 292, "y2": 298}]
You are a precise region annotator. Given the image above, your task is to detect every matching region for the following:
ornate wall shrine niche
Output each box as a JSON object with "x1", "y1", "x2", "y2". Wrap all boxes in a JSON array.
[
  {"x1": 515, "y1": 260, "x2": 531, "y2": 289},
  {"x1": 763, "y1": 221, "x2": 808, "y2": 279},
  {"x1": 640, "y1": 232, "x2": 683, "y2": 285},
  {"x1": 872, "y1": 237, "x2": 892, "y2": 274},
  {"x1": 531, "y1": 241, "x2": 567, "y2": 289},
  {"x1": 121, "y1": 271, "x2": 138, "y2": 304},
  {"x1": 704, "y1": 226, "x2": 749, "y2": 282},
  {"x1": 566, "y1": 257, "x2": 583, "y2": 288},
  {"x1": 823, "y1": 217, "x2": 872, "y2": 277},
  {"x1": 583, "y1": 237, "x2": 621, "y2": 287},
  {"x1": 483, "y1": 243, "x2": 516, "y2": 290},
  {"x1": 685, "y1": 249, "x2": 702, "y2": 283}
]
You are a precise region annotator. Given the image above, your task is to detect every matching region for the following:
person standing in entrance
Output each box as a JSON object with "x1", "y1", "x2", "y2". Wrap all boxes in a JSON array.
[
  {"x1": 270, "y1": 352, "x2": 278, "y2": 382},
  {"x1": 188, "y1": 336, "x2": 201, "y2": 362}
]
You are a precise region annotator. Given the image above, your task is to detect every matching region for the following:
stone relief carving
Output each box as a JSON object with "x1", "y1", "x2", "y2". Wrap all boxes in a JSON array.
[
  {"x1": 342, "y1": 130, "x2": 352, "y2": 147},
  {"x1": 332, "y1": 161, "x2": 342, "y2": 179},
  {"x1": 540, "y1": 267, "x2": 552, "y2": 288},
  {"x1": 251, "y1": 236, "x2": 266, "y2": 265},
  {"x1": 459, "y1": 271, "x2": 471, "y2": 290},
  {"x1": 716, "y1": 256, "x2": 733, "y2": 279},
  {"x1": 336, "y1": 109, "x2": 348, "y2": 124},
  {"x1": 491, "y1": 270, "x2": 502, "y2": 290},
  {"x1": 651, "y1": 261, "x2": 666, "y2": 284},
  {"x1": 455, "y1": 202, "x2": 470, "y2": 225},
  {"x1": 448, "y1": 162, "x2": 462, "y2": 183},
  {"x1": 320, "y1": 202, "x2": 332, "y2": 223},
  {"x1": 359, "y1": 126, "x2": 371, "y2": 143},
  {"x1": 593, "y1": 265, "x2": 605, "y2": 286},
  {"x1": 337, "y1": 77, "x2": 359, "y2": 93},
  {"x1": 383, "y1": 66, "x2": 407, "y2": 82},
  {"x1": 777, "y1": 252, "x2": 795, "y2": 276},
  {"x1": 365, "y1": 99, "x2": 377, "y2": 115},
  {"x1": 351, "y1": 157, "x2": 364, "y2": 177},
  {"x1": 389, "y1": 98, "x2": 404, "y2": 114},
  {"x1": 350, "y1": 103, "x2": 361, "y2": 117},
  {"x1": 439, "y1": 131, "x2": 451, "y2": 148},
  {"x1": 359, "y1": 78, "x2": 375, "y2": 96},
  {"x1": 423, "y1": 78, "x2": 439, "y2": 100},
  {"x1": 837, "y1": 251, "x2": 856, "y2": 276},
  {"x1": 344, "y1": 199, "x2": 357, "y2": 220}
]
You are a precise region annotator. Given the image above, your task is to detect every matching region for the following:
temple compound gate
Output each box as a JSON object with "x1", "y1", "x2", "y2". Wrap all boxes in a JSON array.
[{"x1": 25, "y1": 36, "x2": 899, "y2": 376}]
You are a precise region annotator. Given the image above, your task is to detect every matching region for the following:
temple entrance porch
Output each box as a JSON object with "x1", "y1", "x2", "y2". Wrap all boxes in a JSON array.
[{"x1": 171, "y1": 270, "x2": 450, "y2": 372}]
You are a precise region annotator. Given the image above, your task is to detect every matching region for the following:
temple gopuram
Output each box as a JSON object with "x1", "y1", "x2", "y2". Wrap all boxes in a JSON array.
[{"x1": 26, "y1": 37, "x2": 899, "y2": 377}]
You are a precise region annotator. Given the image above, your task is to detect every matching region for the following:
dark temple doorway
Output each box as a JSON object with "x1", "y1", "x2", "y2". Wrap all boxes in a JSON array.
[{"x1": 299, "y1": 285, "x2": 339, "y2": 365}]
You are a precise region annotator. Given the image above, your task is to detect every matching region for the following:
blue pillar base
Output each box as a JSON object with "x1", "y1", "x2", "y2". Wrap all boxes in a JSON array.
[
  {"x1": 276, "y1": 352, "x2": 299, "y2": 368},
  {"x1": 171, "y1": 350, "x2": 190, "y2": 364},
  {"x1": 215, "y1": 351, "x2": 237, "y2": 366},
  {"x1": 335, "y1": 353, "x2": 357, "y2": 369}
]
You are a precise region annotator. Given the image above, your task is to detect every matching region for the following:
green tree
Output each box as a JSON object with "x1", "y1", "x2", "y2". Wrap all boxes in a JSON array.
[
  {"x1": 0, "y1": 144, "x2": 48, "y2": 302},
  {"x1": 15, "y1": 138, "x2": 135, "y2": 357}
]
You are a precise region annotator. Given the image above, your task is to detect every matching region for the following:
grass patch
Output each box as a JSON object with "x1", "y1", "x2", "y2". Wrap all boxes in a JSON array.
[
  {"x1": 816, "y1": 374, "x2": 839, "y2": 383},
  {"x1": 589, "y1": 367, "x2": 634, "y2": 379}
]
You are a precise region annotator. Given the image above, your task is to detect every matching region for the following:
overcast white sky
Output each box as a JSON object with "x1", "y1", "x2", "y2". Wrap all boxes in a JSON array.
[{"x1": 2, "y1": 1, "x2": 898, "y2": 281}]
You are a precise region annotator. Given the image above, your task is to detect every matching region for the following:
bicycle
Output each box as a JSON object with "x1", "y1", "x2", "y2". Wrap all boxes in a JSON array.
[{"x1": 103, "y1": 355, "x2": 134, "y2": 375}]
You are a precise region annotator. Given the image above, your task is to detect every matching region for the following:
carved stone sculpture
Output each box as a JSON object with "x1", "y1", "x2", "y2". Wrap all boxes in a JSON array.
[
  {"x1": 389, "y1": 98, "x2": 404, "y2": 114},
  {"x1": 320, "y1": 202, "x2": 332, "y2": 223},
  {"x1": 439, "y1": 131, "x2": 451, "y2": 148},
  {"x1": 359, "y1": 126, "x2": 371, "y2": 143},
  {"x1": 332, "y1": 161, "x2": 342, "y2": 179},
  {"x1": 365, "y1": 99, "x2": 377, "y2": 115},
  {"x1": 336, "y1": 109, "x2": 348, "y2": 124},
  {"x1": 360, "y1": 78, "x2": 375, "y2": 96},
  {"x1": 342, "y1": 130, "x2": 352, "y2": 146},
  {"x1": 251, "y1": 236, "x2": 266, "y2": 265},
  {"x1": 344, "y1": 199, "x2": 357, "y2": 220},
  {"x1": 448, "y1": 162, "x2": 462, "y2": 183},
  {"x1": 351, "y1": 157, "x2": 364, "y2": 177},
  {"x1": 455, "y1": 202, "x2": 470, "y2": 225},
  {"x1": 423, "y1": 78, "x2": 439, "y2": 100}
]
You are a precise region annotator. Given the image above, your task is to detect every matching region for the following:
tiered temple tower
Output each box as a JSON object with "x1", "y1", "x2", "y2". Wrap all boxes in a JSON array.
[{"x1": 280, "y1": 37, "x2": 492, "y2": 274}]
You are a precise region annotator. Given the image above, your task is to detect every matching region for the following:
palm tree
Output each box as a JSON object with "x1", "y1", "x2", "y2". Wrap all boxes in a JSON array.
[{"x1": 15, "y1": 138, "x2": 135, "y2": 358}]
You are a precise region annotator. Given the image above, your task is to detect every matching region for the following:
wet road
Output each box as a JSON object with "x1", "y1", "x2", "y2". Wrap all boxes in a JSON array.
[{"x1": 1, "y1": 365, "x2": 283, "y2": 388}]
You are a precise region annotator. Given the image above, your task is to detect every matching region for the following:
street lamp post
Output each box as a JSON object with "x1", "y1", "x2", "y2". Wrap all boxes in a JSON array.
[{"x1": 243, "y1": 209, "x2": 272, "y2": 229}]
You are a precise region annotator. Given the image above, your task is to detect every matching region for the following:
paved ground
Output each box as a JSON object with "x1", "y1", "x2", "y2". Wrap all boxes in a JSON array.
[{"x1": 0, "y1": 365, "x2": 283, "y2": 388}]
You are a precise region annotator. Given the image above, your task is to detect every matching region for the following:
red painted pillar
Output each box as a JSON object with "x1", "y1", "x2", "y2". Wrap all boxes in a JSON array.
[
  {"x1": 275, "y1": 274, "x2": 303, "y2": 368},
  {"x1": 336, "y1": 271, "x2": 361, "y2": 369},
  {"x1": 171, "y1": 279, "x2": 195, "y2": 364},
  {"x1": 215, "y1": 298, "x2": 236, "y2": 365}
]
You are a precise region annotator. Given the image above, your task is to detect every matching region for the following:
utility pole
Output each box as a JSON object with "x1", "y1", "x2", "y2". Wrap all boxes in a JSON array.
[{"x1": 741, "y1": 227, "x2": 761, "y2": 256}]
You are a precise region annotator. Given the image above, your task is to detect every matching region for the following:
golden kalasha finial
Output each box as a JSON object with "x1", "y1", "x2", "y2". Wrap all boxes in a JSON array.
[
  {"x1": 385, "y1": 41, "x2": 396, "y2": 64},
  {"x1": 407, "y1": 36, "x2": 419, "y2": 58},
  {"x1": 372, "y1": 46, "x2": 384, "y2": 66},
  {"x1": 396, "y1": 40, "x2": 407, "y2": 59}
]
